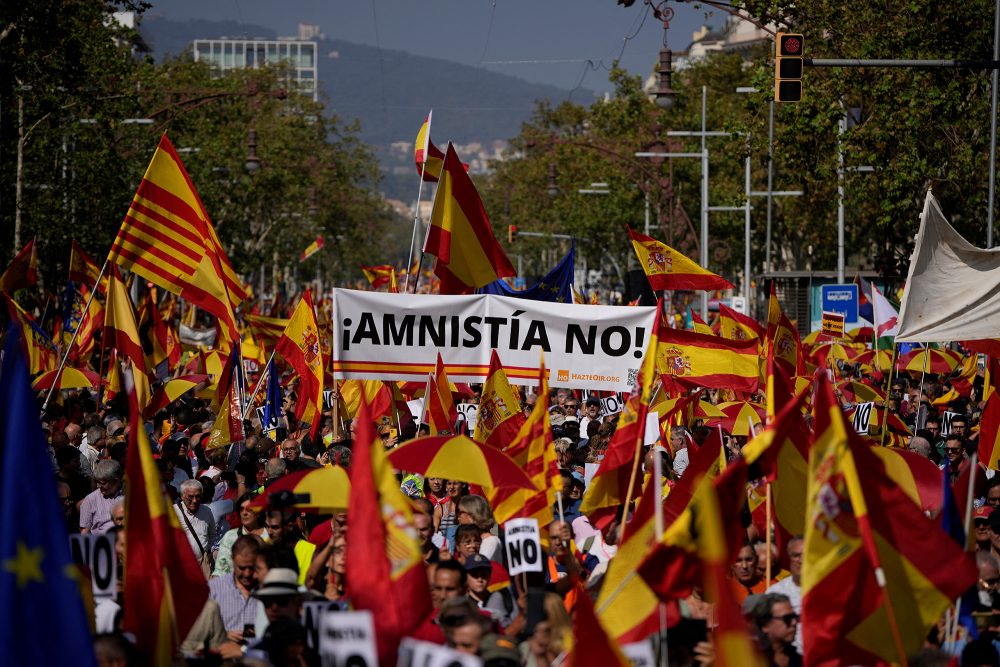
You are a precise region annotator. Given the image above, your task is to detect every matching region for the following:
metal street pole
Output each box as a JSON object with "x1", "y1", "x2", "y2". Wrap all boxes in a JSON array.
[
  {"x1": 701, "y1": 85, "x2": 709, "y2": 321},
  {"x1": 744, "y1": 149, "x2": 752, "y2": 305},
  {"x1": 644, "y1": 189, "x2": 651, "y2": 236},
  {"x1": 766, "y1": 101, "x2": 775, "y2": 273},
  {"x1": 990, "y1": 0, "x2": 1000, "y2": 247},
  {"x1": 837, "y1": 108, "x2": 846, "y2": 284}
]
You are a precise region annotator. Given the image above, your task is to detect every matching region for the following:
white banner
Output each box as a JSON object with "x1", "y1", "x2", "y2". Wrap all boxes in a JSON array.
[
  {"x1": 332, "y1": 290, "x2": 657, "y2": 392},
  {"x1": 399, "y1": 638, "x2": 482, "y2": 667},
  {"x1": 319, "y1": 610, "x2": 378, "y2": 667},
  {"x1": 69, "y1": 534, "x2": 117, "y2": 600}
]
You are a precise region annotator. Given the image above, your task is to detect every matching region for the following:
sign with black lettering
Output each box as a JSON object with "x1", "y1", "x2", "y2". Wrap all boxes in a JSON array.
[
  {"x1": 601, "y1": 393, "x2": 624, "y2": 417},
  {"x1": 504, "y1": 517, "x2": 542, "y2": 577},
  {"x1": 852, "y1": 402, "x2": 874, "y2": 436},
  {"x1": 398, "y1": 638, "x2": 482, "y2": 667},
  {"x1": 942, "y1": 410, "x2": 960, "y2": 437},
  {"x1": 332, "y1": 289, "x2": 657, "y2": 392},
  {"x1": 319, "y1": 610, "x2": 377, "y2": 667},
  {"x1": 621, "y1": 640, "x2": 656, "y2": 667},
  {"x1": 455, "y1": 403, "x2": 478, "y2": 434},
  {"x1": 68, "y1": 533, "x2": 117, "y2": 599},
  {"x1": 302, "y1": 601, "x2": 330, "y2": 651},
  {"x1": 323, "y1": 390, "x2": 336, "y2": 411}
]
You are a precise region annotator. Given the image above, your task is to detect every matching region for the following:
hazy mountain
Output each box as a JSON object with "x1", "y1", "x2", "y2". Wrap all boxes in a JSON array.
[{"x1": 142, "y1": 17, "x2": 597, "y2": 200}]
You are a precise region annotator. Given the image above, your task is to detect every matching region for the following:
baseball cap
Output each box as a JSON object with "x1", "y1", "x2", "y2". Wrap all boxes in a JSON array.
[
  {"x1": 462, "y1": 554, "x2": 492, "y2": 572},
  {"x1": 975, "y1": 505, "x2": 994, "y2": 521},
  {"x1": 480, "y1": 633, "x2": 520, "y2": 664}
]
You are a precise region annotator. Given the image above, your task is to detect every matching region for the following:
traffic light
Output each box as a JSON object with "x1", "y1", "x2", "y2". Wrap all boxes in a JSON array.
[
  {"x1": 508, "y1": 224, "x2": 518, "y2": 243},
  {"x1": 774, "y1": 32, "x2": 804, "y2": 103}
]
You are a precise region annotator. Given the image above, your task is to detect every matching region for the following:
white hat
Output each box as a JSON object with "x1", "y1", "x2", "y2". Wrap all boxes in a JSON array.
[{"x1": 253, "y1": 568, "x2": 315, "y2": 599}]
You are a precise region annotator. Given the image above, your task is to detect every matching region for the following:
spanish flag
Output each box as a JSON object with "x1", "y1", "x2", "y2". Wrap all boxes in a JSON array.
[
  {"x1": 108, "y1": 134, "x2": 245, "y2": 343},
  {"x1": 340, "y1": 380, "x2": 393, "y2": 423},
  {"x1": 717, "y1": 302, "x2": 763, "y2": 347},
  {"x1": 657, "y1": 326, "x2": 759, "y2": 394},
  {"x1": 104, "y1": 268, "x2": 151, "y2": 409},
  {"x1": 980, "y1": 356, "x2": 1000, "y2": 469},
  {"x1": 361, "y1": 264, "x2": 396, "y2": 289},
  {"x1": 65, "y1": 284, "x2": 103, "y2": 366},
  {"x1": 68, "y1": 240, "x2": 106, "y2": 293},
  {"x1": 346, "y1": 393, "x2": 431, "y2": 663},
  {"x1": 580, "y1": 310, "x2": 660, "y2": 515},
  {"x1": 489, "y1": 360, "x2": 561, "y2": 526},
  {"x1": 629, "y1": 227, "x2": 733, "y2": 292},
  {"x1": 275, "y1": 290, "x2": 324, "y2": 439},
  {"x1": 122, "y1": 367, "x2": 208, "y2": 666},
  {"x1": 414, "y1": 110, "x2": 445, "y2": 182},
  {"x1": 688, "y1": 306, "x2": 714, "y2": 335},
  {"x1": 299, "y1": 235, "x2": 325, "y2": 263},
  {"x1": 473, "y1": 350, "x2": 525, "y2": 449},
  {"x1": 802, "y1": 376, "x2": 978, "y2": 665},
  {"x1": 423, "y1": 353, "x2": 458, "y2": 435},
  {"x1": 424, "y1": 142, "x2": 516, "y2": 294},
  {"x1": 566, "y1": 588, "x2": 629, "y2": 667},
  {"x1": 0, "y1": 239, "x2": 39, "y2": 294},
  {"x1": 2, "y1": 293, "x2": 57, "y2": 375},
  {"x1": 246, "y1": 314, "x2": 289, "y2": 352},
  {"x1": 766, "y1": 283, "x2": 804, "y2": 377}
]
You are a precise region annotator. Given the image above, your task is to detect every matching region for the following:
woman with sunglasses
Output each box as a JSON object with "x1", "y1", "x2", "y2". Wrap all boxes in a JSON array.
[{"x1": 213, "y1": 492, "x2": 269, "y2": 576}]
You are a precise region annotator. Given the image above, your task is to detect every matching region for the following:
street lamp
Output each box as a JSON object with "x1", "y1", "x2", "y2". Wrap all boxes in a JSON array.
[
  {"x1": 245, "y1": 128, "x2": 260, "y2": 173},
  {"x1": 547, "y1": 163, "x2": 559, "y2": 197},
  {"x1": 654, "y1": 47, "x2": 676, "y2": 110}
]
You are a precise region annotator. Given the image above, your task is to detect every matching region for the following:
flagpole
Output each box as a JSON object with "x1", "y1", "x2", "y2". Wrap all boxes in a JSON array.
[
  {"x1": 405, "y1": 161, "x2": 429, "y2": 293},
  {"x1": 42, "y1": 258, "x2": 108, "y2": 415},
  {"x1": 620, "y1": 423, "x2": 645, "y2": 526},
  {"x1": 653, "y1": 443, "x2": 669, "y2": 667},
  {"x1": 412, "y1": 182, "x2": 439, "y2": 295},
  {"x1": 242, "y1": 348, "x2": 276, "y2": 420},
  {"x1": 880, "y1": 343, "x2": 899, "y2": 447},
  {"x1": 765, "y1": 483, "x2": 773, "y2": 585}
]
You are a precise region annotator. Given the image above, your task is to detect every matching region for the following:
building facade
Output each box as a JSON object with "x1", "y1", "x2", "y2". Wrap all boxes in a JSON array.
[{"x1": 192, "y1": 38, "x2": 318, "y2": 101}]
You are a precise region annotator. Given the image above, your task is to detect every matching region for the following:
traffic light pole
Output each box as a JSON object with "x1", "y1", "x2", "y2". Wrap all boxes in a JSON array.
[{"x1": 805, "y1": 59, "x2": 1000, "y2": 68}]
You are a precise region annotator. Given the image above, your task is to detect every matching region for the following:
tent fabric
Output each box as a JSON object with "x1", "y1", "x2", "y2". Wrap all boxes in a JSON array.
[{"x1": 896, "y1": 191, "x2": 1000, "y2": 342}]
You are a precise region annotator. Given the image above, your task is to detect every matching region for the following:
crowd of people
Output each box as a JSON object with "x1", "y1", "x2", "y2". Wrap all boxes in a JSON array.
[{"x1": 34, "y1": 339, "x2": 1000, "y2": 667}]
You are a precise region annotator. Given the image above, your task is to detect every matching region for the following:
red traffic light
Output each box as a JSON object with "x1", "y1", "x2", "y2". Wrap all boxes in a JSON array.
[
  {"x1": 508, "y1": 225, "x2": 518, "y2": 243},
  {"x1": 778, "y1": 33, "x2": 804, "y2": 57}
]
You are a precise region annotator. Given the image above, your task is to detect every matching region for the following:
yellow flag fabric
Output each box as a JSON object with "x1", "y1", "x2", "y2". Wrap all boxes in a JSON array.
[
  {"x1": 104, "y1": 270, "x2": 150, "y2": 410},
  {"x1": 629, "y1": 228, "x2": 733, "y2": 292}
]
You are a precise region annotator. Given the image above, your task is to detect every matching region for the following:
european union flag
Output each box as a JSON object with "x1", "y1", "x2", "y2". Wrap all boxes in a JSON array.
[
  {"x1": 262, "y1": 358, "x2": 283, "y2": 435},
  {"x1": 0, "y1": 329, "x2": 96, "y2": 665},
  {"x1": 480, "y1": 243, "x2": 574, "y2": 303}
]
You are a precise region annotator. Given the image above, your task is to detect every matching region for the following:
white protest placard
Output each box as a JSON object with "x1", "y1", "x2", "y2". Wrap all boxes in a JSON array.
[
  {"x1": 319, "y1": 610, "x2": 378, "y2": 667},
  {"x1": 302, "y1": 601, "x2": 330, "y2": 651},
  {"x1": 332, "y1": 289, "x2": 657, "y2": 392},
  {"x1": 621, "y1": 640, "x2": 656, "y2": 667},
  {"x1": 398, "y1": 637, "x2": 482, "y2": 667},
  {"x1": 942, "y1": 410, "x2": 960, "y2": 436},
  {"x1": 584, "y1": 462, "x2": 599, "y2": 489},
  {"x1": 456, "y1": 403, "x2": 478, "y2": 434},
  {"x1": 644, "y1": 410, "x2": 660, "y2": 446},
  {"x1": 323, "y1": 389, "x2": 336, "y2": 411},
  {"x1": 601, "y1": 393, "x2": 624, "y2": 417},
  {"x1": 68, "y1": 533, "x2": 117, "y2": 599},
  {"x1": 852, "y1": 402, "x2": 875, "y2": 436},
  {"x1": 504, "y1": 517, "x2": 543, "y2": 576}
]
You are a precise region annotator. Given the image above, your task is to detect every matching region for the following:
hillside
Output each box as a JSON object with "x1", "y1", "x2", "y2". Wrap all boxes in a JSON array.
[{"x1": 142, "y1": 17, "x2": 596, "y2": 200}]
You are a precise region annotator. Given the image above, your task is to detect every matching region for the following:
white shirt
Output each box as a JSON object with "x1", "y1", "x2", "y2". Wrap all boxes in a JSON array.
[
  {"x1": 672, "y1": 447, "x2": 690, "y2": 477},
  {"x1": 766, "y1": 575, "x2": 802, "y2": 652},
  {"x1": 78, "y1": 443, "x2": 100, "y2": 479},
  {"x1": 174, "y1": 503, "x2": 217, "y2": 558}
]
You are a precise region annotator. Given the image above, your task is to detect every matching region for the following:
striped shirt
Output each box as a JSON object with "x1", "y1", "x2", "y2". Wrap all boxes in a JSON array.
[
  {"x1": 79, "y1": 488, "x2": 123, "y2": 534},
  {"x1": 208, "y1": 574, "x2": 261, "y2": 632}
]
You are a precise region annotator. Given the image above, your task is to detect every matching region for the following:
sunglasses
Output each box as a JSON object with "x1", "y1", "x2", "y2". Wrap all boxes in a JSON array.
[
  {"x1": 772, "y1": 613, "x2": 798, "y2": 625},
  {"x1": 265, "y1": 595, "x2": 295, "y2": 607},
  {"x1": 945, "y1": 447, "x2": 963, "y2": 454}
]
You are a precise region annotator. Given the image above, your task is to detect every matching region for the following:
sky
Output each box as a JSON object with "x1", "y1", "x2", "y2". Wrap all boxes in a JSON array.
[{"x1": 145, "y1": 0, "x2": 719, "y2": 95}]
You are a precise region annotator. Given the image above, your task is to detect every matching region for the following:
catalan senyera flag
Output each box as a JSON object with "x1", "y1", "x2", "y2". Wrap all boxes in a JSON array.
[
  {"x1": 489, "y1": 360, "x2": 562, "y2": 527},
  {"x1": 424, "y1": 142, "x2": 516, "y2": 294},
  {"x1": 423, "y1": 353, "x2": 458, "y2": 435},
  {"x1": 108, "y1": 134, "x2": 245, "y2": 342},
  {"x1": 246, "y1": 314, "x2": 289, "y2": 352},
  {"x1": 122, "y1": 367, "x2": 208, "y2": 666},
  {"x1": 802, "y1": 376, "x2": 978, "y2": 666},
  {"x1": 0, "y1": 239, "x2": 39, "y2": 294},
  {"x1": 150, "y1": 294, "x2": 181, "y2": 375},
  {"x1": 346, "y1": 393, "x2": 431, "y2": 664},
  {"x1": 717, "y1": 302, "x2": 763, "y2": 347},
  {"x1": 596, "y1": 429, "x2": 724, "y2": 643},
  {"x1": 68, "y1": 240, "x2": 106, "y2": 293},
  {"x1": 979, "y1": 356, "x2": 1000, "y2": 470},
  {"x1": 629, "y1": 228, "x2": 734, "y2": 292},
  {"x1": 656, "y1": 326, "x2": 759, "y2": 394},
  {"x1": 473, "y1": 350, "x2": 525, "y2": 449},
  {"x1": 361, "y1": 264, "x2": 397, "y2": 290},
  {"x1": 299, "y1": 235, "x2": 325, "y2": 263},
  {"x1": 65, "y1": 284, "x2": 103, "y2": 365},
  {"x1": 580, "y1": 310, "x2": 660, "y2": 515},
  {"x1": 104, "y1": 268, "x2": 151, "y2": 409},
  {"x1": 275, "y1": 290, "x2": 324, "y2": 439}
]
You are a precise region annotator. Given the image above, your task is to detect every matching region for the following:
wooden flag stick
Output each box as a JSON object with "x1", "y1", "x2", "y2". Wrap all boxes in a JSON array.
[{"x1": 765, "y1": 482, "x2": 773, "y2": 584}]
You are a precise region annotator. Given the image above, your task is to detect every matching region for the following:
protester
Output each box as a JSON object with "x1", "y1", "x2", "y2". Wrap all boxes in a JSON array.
[
  {"x1": 457, "y1": 494, "x2": 502, "y2": 562},
  {"x1": 750, "y1": 593, "x2": 803, "y2": 666},
  {"x1": 208, "y1": 535, "x2": 262, "y2": 639},
  {"x1": 174, "y1": 478, "x2": 217, "y2": 573},
  {"x1": 80, "y1": 460, "x2": 124, "y2": 534},
  {"x1": 213, "y1": 492, "x2": 268, "y2": 576}
]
